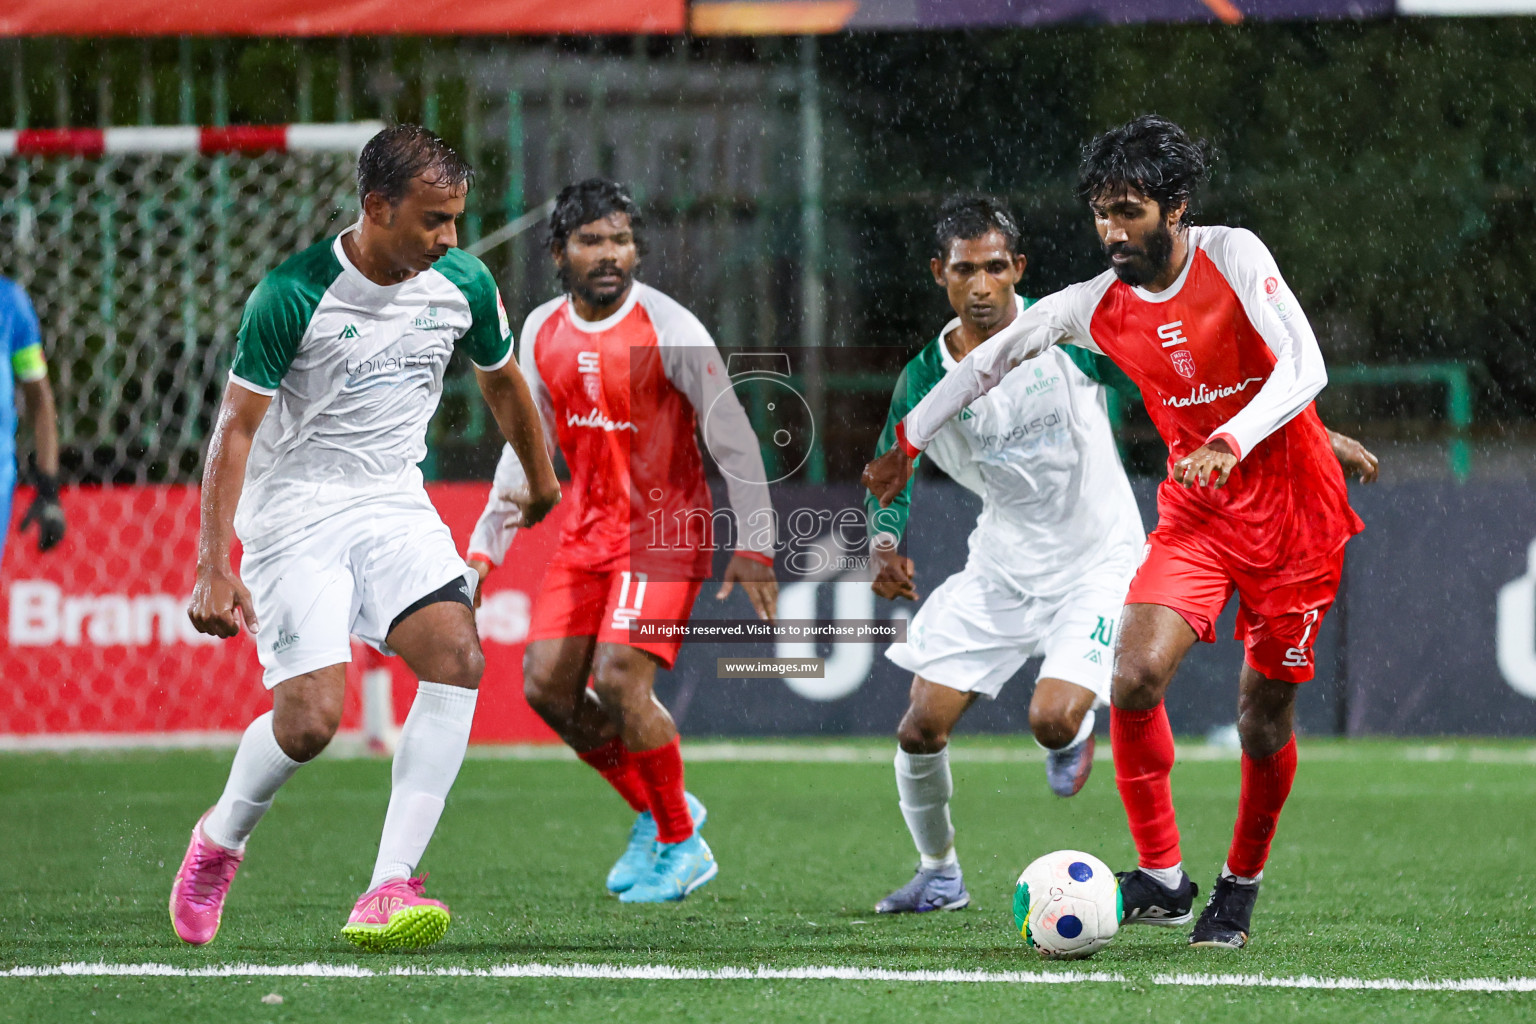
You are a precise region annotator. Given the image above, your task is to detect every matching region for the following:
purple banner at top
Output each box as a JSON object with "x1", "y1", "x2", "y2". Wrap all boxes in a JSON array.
[
  {"x1": 849, "y1": 0, "x2": 1392, "y2": 28},
  {"x1": 689, "y1": 0, "x2": 1393, "y2": 35}
]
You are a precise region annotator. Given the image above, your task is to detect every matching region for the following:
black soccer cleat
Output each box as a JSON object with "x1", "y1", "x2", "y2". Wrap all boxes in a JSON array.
[
  {"x1": 1116, "y1": 868, "x2": 1198, "y2": 926},
  {"x1": 1188, "y1": 875, "x2": 1260, "y2": 949}
]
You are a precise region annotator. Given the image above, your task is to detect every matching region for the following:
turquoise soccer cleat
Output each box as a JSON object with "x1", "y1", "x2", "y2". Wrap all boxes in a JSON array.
[
  {"x1": 618, "y1": 832, "x2": 719, "y2": 903},
  {"x1": 606, "y1": 792, "x2": 706, "y2": 894}
]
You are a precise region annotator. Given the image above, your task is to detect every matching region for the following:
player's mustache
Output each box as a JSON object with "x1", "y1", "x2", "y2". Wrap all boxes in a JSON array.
[
  {"x1": 587, "y1": 264, "x2": 625, "y2": 280},
  {"x1": 1104, "y1": 241, "x2": 1146, "y2": 260}
]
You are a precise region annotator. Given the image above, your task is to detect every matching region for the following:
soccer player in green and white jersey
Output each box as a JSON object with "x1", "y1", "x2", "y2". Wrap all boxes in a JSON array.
[
  {"x1": 866, "y1": 195, "x2": 1145, "y2": 913},
  {"x1": 171, "y1": 125, "x2": 561, "y2": 952}
]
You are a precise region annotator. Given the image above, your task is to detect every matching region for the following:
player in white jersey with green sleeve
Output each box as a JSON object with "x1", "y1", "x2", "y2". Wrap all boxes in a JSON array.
[
  {"x1": 867, "y1": 195, "x2": 1146, "y2": 914},
  {"x1": 171, "y1": 126, "x2": 561, "y2": 952}
]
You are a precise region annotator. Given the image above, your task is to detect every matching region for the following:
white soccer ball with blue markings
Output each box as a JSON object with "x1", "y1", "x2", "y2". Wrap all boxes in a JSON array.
[{"x1": 1012, "y1": 850, "x2": 1121, "y2": 959}]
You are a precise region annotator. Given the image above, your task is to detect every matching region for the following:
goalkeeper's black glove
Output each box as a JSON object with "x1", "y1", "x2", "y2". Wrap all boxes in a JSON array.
[{"x1": 19, "y1": 471, "x2": 66, "y2": 552}]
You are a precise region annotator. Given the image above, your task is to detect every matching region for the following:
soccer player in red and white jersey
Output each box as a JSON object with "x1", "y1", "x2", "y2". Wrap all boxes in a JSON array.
[
  {"x1": 865, "y1": 116, "x2": 1377, "y2": 949},
  {"x1": 469, "y1": 179, "x2": 777, "y2": 903}
]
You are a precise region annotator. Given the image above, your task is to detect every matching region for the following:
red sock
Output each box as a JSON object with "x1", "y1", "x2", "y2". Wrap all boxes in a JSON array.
[
  {"x1": 1227, "y1": 736, "x2": 1297, "y2": 878},
  {"x1": 1111, "y1": 703, "x2": 1181, "y2": 869},
  {"x1": 576, "y1": 737, "x2": 648, "y2": 814},
  {"x1": 631, "y1": 737, "x2": 693, "y2": 844}
]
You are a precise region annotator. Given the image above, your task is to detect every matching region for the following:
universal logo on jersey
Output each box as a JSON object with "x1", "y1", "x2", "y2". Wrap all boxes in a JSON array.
[
  {"x1": 1158, "y1": 321, "x2": 1197, "y2": 379},
  {"x1": 344, "y1": 353, "x2": 439, "y2": 389}
]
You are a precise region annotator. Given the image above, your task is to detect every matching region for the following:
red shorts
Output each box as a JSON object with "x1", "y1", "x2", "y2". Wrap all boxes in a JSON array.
[
  {"x1": 1125, "y1": 529, "x2": 1345, "y2": 683},
  {"x1": 527, "y1": 563, "x2": 703, "y2": 669}
]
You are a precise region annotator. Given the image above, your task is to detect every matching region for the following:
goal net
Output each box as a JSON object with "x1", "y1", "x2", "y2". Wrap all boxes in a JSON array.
[
  {"x1": 0, "y1": 123, "x2": 377, "y2": 482},
  {"x1": 0, "y1": 124, "x2": 385, "y2": 745}
]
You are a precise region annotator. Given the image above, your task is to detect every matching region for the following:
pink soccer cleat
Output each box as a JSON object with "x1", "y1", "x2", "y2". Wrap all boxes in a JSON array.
[
  {"x1": 169, "y1": 808, "x2": 243, "y2": 945},
  {"x1": 340, "y1": 875, "x2": 451, "y2": 952}
]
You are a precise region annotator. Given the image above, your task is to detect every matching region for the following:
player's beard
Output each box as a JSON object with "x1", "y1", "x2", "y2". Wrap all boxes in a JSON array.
[
  {"x1": 565, "y1": 262, "x2": 633, "y2": 309},
  {"x1": 1105, "y1": 221, "x2": 1175, "y2": 287}
]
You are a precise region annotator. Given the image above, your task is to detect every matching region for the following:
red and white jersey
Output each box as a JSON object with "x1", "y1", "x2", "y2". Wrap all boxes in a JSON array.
[
  {"x1": 469, "y1": 282, "x2": 774, "y2": 578},
  {"x1": 900, "y1": 226, "x2": 1361, "y2": 572}
]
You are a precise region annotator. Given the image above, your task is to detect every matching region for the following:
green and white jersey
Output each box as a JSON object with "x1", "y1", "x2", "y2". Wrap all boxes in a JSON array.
[
  {"x1": 229, "y1": 228, "x2": 512, "y2": 549},
  {"x1": 866, "y1": 296, "x2": 1146, "y2": 598}
]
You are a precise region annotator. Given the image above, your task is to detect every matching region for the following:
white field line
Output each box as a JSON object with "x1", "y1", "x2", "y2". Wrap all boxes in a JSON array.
[{"x1": 1, "y1": 961, "x2": 1533, "y2": 993}]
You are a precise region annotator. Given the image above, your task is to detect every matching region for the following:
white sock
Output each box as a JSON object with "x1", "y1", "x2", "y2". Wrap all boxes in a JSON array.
[
  {"x1": 203, "y1": 712, "x2": 303, "y2": 851},
  {"x1": 1221, "y1": 861, "x2": 1263, "y2": 885},
  {"x1": 1140, "y1": 863, "x2": 1185, "y2": 889},
  {"x1": 369, "y1": 682, "x2": 478, "y2": 890},
  {"x1": 895, "y1": 746, "x2": 958, "y2": 872},
  {"x1": 1034, "y1": 707, "x2": 1097, "y2": 752}
]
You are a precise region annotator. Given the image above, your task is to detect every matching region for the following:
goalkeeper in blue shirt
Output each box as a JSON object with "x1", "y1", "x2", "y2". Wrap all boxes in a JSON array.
[{"x1": 1, "y1": 275, "x2": 65, "y2": 565}]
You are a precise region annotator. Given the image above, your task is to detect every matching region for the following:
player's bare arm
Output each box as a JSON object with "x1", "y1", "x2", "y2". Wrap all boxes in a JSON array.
[
  {"x1": 717, "y1": 555, "x2": 778, "y2": 623},
  {"x1": 188, "y1": 382, "x2": 270, "y2": 637},
  {"x1": 870, "y1": 539, "x2": 919, "y2": 601},
  {"x1": 863, "y1": 446, "x2": 915, "y2": 507},
  {"x1": 1328, "y1": 429, "x2": 1379, "y2": 483},
  {"x1": 476, "y1": 361, "x2": 561, "y2": 527}
]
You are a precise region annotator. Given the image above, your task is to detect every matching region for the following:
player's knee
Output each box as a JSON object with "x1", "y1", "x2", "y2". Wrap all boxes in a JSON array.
[
  {"x1": 1236, "y1": 690, "x2": 1294, "y2": 759},
  {"x1": 1111, "y1": 654, "x2": 1170, "y2": 710},
  {"x1": 896, "y1": 710, "x2": 949, "y2": 754},
  {"x1": 272, "y1": 706, "x2": 340, "y2": 762},
  {"x1": 589, "y1": 659, "x2": 643, "y2": 710},
  {"x1": 521, "y1": 661, "x2": 566, "y2": 720},
  {"x1": 1029, "y1": 703, "x2": 1081, "y2": 750},
  {"x1": 434, "y1": 636, "x2": 483, "y2": 690}
]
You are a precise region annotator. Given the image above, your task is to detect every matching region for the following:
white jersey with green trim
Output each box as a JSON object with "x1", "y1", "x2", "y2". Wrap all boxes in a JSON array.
[
  {"x1": 228, "y1": 227, "x2": 512, "y2": 549},
  {"x1": 925, "y1": 331, "x2": 1144, "y2": 596}
]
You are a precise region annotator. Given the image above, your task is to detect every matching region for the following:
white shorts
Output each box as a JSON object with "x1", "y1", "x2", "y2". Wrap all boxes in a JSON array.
[
  {"x1": 240, "y1": 494, "x2": 475, "y2": 689},
  {"x1": 884, "y1": 563, "x2": 1131, "y2": 702}
]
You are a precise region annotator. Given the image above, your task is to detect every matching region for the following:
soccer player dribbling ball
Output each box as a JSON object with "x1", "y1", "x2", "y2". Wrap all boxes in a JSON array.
[
  {"x1": 176, "y1": 125, "x2": 561, "y2": 951},
  {"x1": 467, "y1": 179, "x2": 777, "y2": 903},
  {"x1": 866, "y1": 194, "x2": 1146, "y2": 914},
  {"x1": 864, "y1": 116, "x2": 1378, "y2": 948}
]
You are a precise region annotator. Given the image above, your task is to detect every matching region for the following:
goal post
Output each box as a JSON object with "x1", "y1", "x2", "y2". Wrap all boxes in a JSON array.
[{"x1": 0, "y1": 122, "x2": 380, "y2": 483}]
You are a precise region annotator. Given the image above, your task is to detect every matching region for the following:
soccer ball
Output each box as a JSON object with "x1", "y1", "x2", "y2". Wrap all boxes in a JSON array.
[{"x1": 1012, "y1": 850, "x2": 1121, "y2": 959}]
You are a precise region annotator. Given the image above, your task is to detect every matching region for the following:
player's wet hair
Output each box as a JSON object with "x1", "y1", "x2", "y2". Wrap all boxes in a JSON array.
[
  {"x1": 1074, "y1": 115, "x2": 1211, "y2": 223},
  {"x1": 932, "y1": 194, "x2": 1022, "y2": 263},
  {"x1": 356, "y1": 124, "x2": 474, "y2": 208},
  {"x1": 547, "y1": 178, "x2": 645, "y2": 253}
]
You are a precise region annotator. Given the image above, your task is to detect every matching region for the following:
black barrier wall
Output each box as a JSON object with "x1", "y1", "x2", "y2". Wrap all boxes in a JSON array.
[{"x1": 654, "y1": 479, "x2": 1536, "y2": 738}]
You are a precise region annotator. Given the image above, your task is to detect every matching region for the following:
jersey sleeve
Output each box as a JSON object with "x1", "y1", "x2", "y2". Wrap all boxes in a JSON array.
[
  {"x1": 1063, "y1": 345, "x2": 1140, "y2": 399},
  {"x1": 654, "y1": 298, "x2": 776, "y2": 560},
  {"x1": 899, "y1": 282, "x2": 1098, "y2": 454},
  {"x1": 5, "y1": 283, "x2": 46, "y2": 383},
  {"x1": 865, "y1": 364, "x2": 921, "y2": 547},
  {"x1": 229, "y1": 273, "x2": 309, "y2": 395},
  {"x1": 467, "y1": 443, "x2": 530, "y2": 566},
  {"x1": 443, "y1": 251, "x2": 514, "y2": 372},
  {"x1": 1201, "y1": 228, "x2": 1328, "y2": 460}
]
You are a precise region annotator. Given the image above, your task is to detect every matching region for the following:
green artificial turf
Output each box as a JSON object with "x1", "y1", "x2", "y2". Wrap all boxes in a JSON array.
[{"x1": 3, "y1": 739, "x2": 1535, "y2": 1022}]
